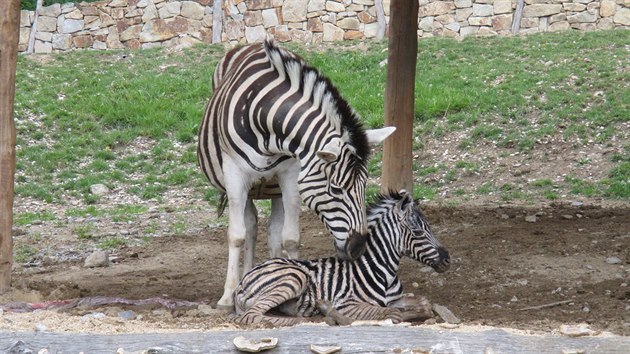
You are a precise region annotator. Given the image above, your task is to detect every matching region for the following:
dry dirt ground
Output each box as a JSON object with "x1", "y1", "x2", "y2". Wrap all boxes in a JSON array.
[
  {"x1": 3, "y1": 198, "x2": 630, "y2": 336},
  {"x1": 3, "y1": 110, "x2": 630, "y2": 337}
]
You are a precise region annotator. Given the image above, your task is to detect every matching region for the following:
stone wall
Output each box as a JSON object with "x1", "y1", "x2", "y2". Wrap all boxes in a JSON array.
[{"x1": 18, "y1": 0, "x2": 630, "y2": 53}]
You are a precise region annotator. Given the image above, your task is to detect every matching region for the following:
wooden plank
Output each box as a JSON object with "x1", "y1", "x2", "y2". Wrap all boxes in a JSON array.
[
  {"x1": 2, "y1": 326, "x2": 630, "y2": 353},
  {"x1": 381, "y1": 0, "x2": 418, "y2": 193},
  {"x1": 0, "y1": 0, "x2": 21, "y2": 293}
]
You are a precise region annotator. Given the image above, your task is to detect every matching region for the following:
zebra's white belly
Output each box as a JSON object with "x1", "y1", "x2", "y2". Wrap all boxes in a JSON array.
[{"x1": 222, "y1": 152, "x2": 300, "y2": 199}]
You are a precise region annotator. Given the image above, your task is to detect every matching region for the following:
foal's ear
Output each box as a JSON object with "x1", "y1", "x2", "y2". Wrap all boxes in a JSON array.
[{"x1": 395, "y1": 189, "x2": 414, "y2": 213}]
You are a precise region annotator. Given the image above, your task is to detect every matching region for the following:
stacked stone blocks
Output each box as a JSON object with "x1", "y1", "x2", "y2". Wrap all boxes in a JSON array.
[{"x1": 18, "y1": 0, "x2": 630, "y2": 53}]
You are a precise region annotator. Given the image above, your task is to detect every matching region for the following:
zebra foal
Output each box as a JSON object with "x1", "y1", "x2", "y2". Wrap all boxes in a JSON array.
[
  {"x1": 198, "y1": 40, "x2": 395, "y2": 308},
  {"x1": 233, "y1": 190, "x2": 450, "y2": 326}
]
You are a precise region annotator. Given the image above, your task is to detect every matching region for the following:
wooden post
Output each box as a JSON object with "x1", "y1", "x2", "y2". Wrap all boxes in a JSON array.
[
  {"x1": 212, "y1": 0, "x2": 223, "y2": 43},
  {"x1": 0, "y1": 0, "x2": 21, "y2": 293},
  {"x1": 512, "y1": 0, "x2": 525, "y2": 34},
  {"x1": 381, "y1": 0, "x2": 418, "y2": 194}
]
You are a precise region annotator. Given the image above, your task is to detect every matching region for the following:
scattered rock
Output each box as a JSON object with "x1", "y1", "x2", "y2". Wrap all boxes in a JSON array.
[
  {"x1": 309, "y1": 344, "x2": 342, "y2": 354},
  {"x1": 118, "y1": 310, "x2": 136, "y2": 320},
  {"x1": 350, "y1": 319, "x2": 398, "y2": 327},
  {"x1": 35, "y1": 323, "x2": 47, "y2": 332},
  {"x1": 561, "y1": 349, "x2": 586, "y2": 354},
  {"x1": 525, "y1": 215, "x2": 537, "y2": 223},
  {"x1": 571, "y1": 201, "x2": 584, "y2": 207},
  {"x1": 81, "y1": 312, "x2": 107, "y2": 321},
  {"x1": 559, "y1": 323, "x2": 599, "y2": 337},
  {"x1": 607, "y1": 256, "x2": 622, "y2": 265},
  {"x1": 432, "y1": 304, "x2": 461, "y2": 324},
  {"x1": 84, "y1": 250, "x2": 109, "y2": 268},
  {"x1": 561, "y1": 214, "x2": 574, "y2": 220},
  {"x1": 90, "y1": 183, "x2": 111, "y2": 196},
  {"x1": 438, "y1": 322, "x2": 460, "y2": 329},
  {"x1": 7, "y1": 340, "x2": 35, "y2": 354},
  {"x1": 233, "y1": 336, "x2": 278, "y2": 353}
]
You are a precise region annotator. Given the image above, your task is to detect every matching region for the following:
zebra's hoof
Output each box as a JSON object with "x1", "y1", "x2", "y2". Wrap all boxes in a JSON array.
[{"x1": 215, "y1": 303, "x2": 235, "y2": 313}]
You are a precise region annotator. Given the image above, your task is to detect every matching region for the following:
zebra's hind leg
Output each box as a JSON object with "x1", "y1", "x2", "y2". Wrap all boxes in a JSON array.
[
  {"x1": 233, "y1": 263, "x2": 312, "y2": 327},
  {"x1": 332, "y1": 300, "x2": 405, "y2": 324},
  {"x1": 316, "y1": 300, "x2": 354, "y2": 326}
]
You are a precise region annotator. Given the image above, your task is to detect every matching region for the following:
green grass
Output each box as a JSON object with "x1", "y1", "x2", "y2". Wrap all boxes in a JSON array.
[
  {"x1": 15, "y1": 211, "x2": 55, "y2": 226},
  {"x1": 99, "y1": 237, "x2": 128, "y2": 250},
  {"x1": 73, "y1": 224, "x2": 95, "y2": 240},
  {"x1": 15, "y1": 244, "x2": 38, "y2": 263},
  {"x1": 13, "y1": 30, "x2": 630, "y2": 206}
]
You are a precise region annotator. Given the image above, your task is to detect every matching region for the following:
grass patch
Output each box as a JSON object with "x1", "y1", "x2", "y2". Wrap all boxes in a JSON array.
[
  {"x1": 73, "y1": 224, "x2": 95, "y2": 240},
  {"x1": 15, "y1": 245, "x2": 38, "y2": 263},
  {"x1": 99, "y1": 237, "x2": 128, "y2": 250},
  {"x1": 12, "y1": 30, "x2": 630, "y2": 206},
  {"x1": 15, "y1": 211, "x2": 55, "y2": 226}
]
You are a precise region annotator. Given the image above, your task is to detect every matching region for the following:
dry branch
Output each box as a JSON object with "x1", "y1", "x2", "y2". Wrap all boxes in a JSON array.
[{"x1": 518, "y1": 300, "x2": 572, "y2": 311}]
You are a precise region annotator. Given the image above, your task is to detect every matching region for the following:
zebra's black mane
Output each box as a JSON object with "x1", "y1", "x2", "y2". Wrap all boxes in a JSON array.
[
  {"x1": 367, "y1": 190, "x2": 415, "y2": 216},
  {"x1": 263, "y1": 40, "x2": 370, "y2": 163}
]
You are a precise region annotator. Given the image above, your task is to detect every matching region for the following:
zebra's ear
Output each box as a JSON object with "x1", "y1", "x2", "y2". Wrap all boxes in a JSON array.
[
  {"x1": 395, "y1": 190, "x2": 414, "y2": 213},
  {"x1": 316, "y1": 138, "x2": 342, "y2": 162},
  {"x1": 365, "y1": 126, "x2": 396, "y2": 146}
]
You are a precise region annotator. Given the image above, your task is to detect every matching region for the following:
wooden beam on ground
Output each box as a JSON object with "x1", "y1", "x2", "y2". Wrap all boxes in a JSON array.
[
  {"x1": 381, "y1": 0, "x2": 419, "y2": 193},
  {"x1": 2, "y1": 326, "x2": 630, "y2": 353},
  {"x1": 0, "y1": 0, "x2": 21, "y2": 293}
]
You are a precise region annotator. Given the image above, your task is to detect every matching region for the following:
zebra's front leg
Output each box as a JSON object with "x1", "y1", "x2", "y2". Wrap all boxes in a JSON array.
[
  {"x1": 277, "y1": 163, "x2": 301, "y2": 258},
  {"x1": 389, "y1": 295, "x2": 434, "y2": 322},
  {"x1": 242, "y1": 199, "x2": 258, "y2": 273},
  {"x1": 267, "y1": 198, "x2": 284, "y2": 258},
  {"x1": 217, "y1": 158, "x2": 252, "y2": 310}
]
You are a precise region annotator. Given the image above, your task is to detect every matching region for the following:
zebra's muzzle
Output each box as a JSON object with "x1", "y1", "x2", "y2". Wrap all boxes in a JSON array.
[
  {"x1": 343, "y1": 231, "x2": 368, "y2": 261},
  {"x1": 431, "y1": 247, "x2": 450, "y2": 273}
]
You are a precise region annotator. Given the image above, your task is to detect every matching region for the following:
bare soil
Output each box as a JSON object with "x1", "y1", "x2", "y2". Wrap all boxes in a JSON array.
[{"x1": 4, "y1": 200, "x2": 630, "y2": 336}]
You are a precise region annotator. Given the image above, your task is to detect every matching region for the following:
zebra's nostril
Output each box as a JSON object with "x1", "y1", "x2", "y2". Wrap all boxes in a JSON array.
[{"x1": 437, "y1": 247, "x2": 450, "y2": 262}]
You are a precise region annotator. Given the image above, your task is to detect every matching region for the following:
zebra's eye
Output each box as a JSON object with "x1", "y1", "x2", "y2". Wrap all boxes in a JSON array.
[{"x1": 330, "y1": 185, "x2": 343, "y2": 196}]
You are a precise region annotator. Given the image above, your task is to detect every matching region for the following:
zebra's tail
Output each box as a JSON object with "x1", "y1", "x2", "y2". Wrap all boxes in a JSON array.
[{"x1": 217, "y1": 193, "x2": 228, "y2": 217}]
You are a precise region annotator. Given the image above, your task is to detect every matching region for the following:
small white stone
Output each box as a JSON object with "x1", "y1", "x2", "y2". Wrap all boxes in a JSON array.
[
  {"x1": 310, "y1": 344, "x2": 342, "y2": 354},
  {"x1": 560, "y1": 324, "x2": 599, "y2": 337},
  {"x1": 233, "y1": 336, "x2": 278, "y2": 352},
  {"x1": 606, "y1": 256, "x2": 622, "y2": 265},
  {"x1": 84, "y1": 251, "x2": 109, "y2": 268}
]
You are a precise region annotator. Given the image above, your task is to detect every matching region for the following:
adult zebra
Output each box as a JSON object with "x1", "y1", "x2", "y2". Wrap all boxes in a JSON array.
[
  {"x1": 198, "y1": 40, "x2": 395, "y2": 308},
  {"x1": 233, "y1": 190, "x2": 450, "y2": 326}
]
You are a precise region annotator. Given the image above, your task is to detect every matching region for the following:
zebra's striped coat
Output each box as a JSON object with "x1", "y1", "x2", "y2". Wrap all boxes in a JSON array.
[
  {"x1": 233, "y1": 191, "x2": 450, "y2": 326},
  {"x1": 197, "y1": 40, "x2": 395, "y2": 308}
]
